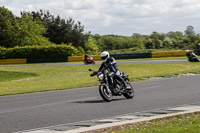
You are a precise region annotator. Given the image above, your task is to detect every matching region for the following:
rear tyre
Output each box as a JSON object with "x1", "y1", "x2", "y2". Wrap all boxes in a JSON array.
[
  {"x1": 123, "y1": 83, "x2": 134, "y2": 99},
  {"x1": 99, "y1": 85, "x2": 112, "y2": 102},
  {"x1": 84, "y1": 61, "x2": 88, "y2": 65},
  {"x1": 194, "y1": 58, "x2": 199, "y2": 62}
]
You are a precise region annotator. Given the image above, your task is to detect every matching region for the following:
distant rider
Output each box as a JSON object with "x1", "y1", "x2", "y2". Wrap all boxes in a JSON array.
[
  {"x1": 186, "y1": 50, "x2": 199, "y2": 62},
  {"x1": 84, "y1": 53, "x2": 88, "y2": 63}
]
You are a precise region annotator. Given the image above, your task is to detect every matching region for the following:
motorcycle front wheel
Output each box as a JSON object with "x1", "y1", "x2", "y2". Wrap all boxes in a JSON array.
[
  {"x1": 99, "y1": 84, "x2": 112, "y2": 102},
  {"x1": 123, "y1": 83, "x2": 134, "y2": 99}
]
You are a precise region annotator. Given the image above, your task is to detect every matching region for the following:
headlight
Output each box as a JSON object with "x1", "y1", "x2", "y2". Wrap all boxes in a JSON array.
[{"x1": 98, "y1": 74, "x2": 104, "y2": 80}]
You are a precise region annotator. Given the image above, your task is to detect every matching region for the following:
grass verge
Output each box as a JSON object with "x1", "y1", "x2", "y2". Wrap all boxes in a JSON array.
[
  {"x1": 0, "y1": 71, "x2": 39, "y2": 82},
  {"x1": 87, "y1": 112, "x2": 200, "y2": 133},
  {"x1": 0, "y1": 62, "x2": 200, "y2": 96}
]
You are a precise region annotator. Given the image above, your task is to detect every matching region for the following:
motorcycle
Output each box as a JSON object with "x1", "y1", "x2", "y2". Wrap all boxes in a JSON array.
[
  {"x1": 189, "y1": 57, "x2": 200, "y2": 62},
  {"x1": 89, "y1": 69, "x2": 134, "y2": 102},
  {"x1": 83, "y1": 57, "x2": 95, "y2": 65},
  {"x1": 187, "y1": 54, "x2": 199, "y2": 62}
]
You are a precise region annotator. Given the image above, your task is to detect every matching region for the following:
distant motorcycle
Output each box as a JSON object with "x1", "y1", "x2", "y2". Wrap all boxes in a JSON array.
[
  {"x1": 89, "y1": 69, "x2": 134, "y2": 102},
  {"x1": 189, "y1": 57, "x2": 200, "y2": 62},
  {"x1": 83, "y1": 56, "x2": 95, "y2": 65},
  {"x1": 187, "y1": 53, "x2": 199, "y2": 62}
]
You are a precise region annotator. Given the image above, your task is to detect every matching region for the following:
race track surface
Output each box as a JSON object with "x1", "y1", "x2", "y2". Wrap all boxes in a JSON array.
[{"x1": 1, "y1": 74, "x2": 200, "y2": 133}]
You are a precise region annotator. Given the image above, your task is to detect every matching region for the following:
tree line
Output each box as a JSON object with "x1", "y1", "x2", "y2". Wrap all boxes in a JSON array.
[
  {"x1": 93, "y1": 26, "x2": 200, "y2": 52},
  {"x1": 1, "y1": 6, "x2": 200, "y2": 56}
]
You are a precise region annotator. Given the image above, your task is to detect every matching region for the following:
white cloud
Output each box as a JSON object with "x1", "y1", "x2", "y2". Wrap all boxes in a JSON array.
[
  {"x1": 0, "y1": 0, "x2": 6, "y2": 3},
  {"x1": 1, "y1": 0, "x2": 200, "y2": 35}
]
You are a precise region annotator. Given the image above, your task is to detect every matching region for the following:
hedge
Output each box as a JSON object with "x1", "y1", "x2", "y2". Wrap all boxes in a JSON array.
[{"x1": 0, "y1": 45, "x2": 81, "y2": 59}]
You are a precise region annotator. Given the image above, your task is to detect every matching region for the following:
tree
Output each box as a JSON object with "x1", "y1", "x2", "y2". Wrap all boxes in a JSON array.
[
  {"x1": 163, "y1": 37, "x2": 173, "y2": 49},
  {"x1": 132, "y1": 33, "x2": 145, "y2": 49},
  {"x1": 132, "y1": 33, "x2": 142, "y2": 39},
  {"x1": 84, "y1": 36, "x2": 99, "y2": 54},
  {"x1": 167, "y1": 31, "x2": 183, "y2": 39},
  {"x1": 97, "y1": 36, "x2": 115, "y2": 50},
  {"x1": 167, "y1": 31, "x2": 184, "y2": 49},
  {"x1": 64, "y1": 19, "x2": 87, "y2": 48},
  {"x1": 0, "y1": 7, "x2": 50, "y2": 48},
  {"x1": 14, "y1": 14, "x2": 50, "y2": 46},
  {"x1": 150, "y1": 32, "x2": 163, "y2": 49},
  {"x1": 185, "y1": 25, "x2": 195, "y2": 35},
  {"x1": 21, "y1": 10, "x2": 88, "y2": 47},
  {"x1": 0, "y1": 6, "x2": 16, "y2": 47}
]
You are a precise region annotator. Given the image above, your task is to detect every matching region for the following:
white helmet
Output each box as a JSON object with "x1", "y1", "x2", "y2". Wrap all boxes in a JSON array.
[
  {"x1": 100, "y1": 51, "x2": 110, "y2": 62},
  {"x1": 186, "y1": 50, "x2": 190, "y2": 53}
]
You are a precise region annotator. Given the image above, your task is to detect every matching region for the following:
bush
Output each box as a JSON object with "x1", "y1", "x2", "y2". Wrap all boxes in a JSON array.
[
  {"x1": 0, "y1": 45, "x2": 81, "y2": 59},
  {"x1": 0, "y1": 47, "x2": 7, "y2": 59}
]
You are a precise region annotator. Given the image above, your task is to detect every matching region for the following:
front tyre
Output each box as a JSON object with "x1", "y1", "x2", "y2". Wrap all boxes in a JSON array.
[
  {"x1": 99, "y1": 84, "x2": 112, "y2": 102},
  {"x1": 123, "y1": 83, "x2": 134, "y2": 99},
  {"x1": 84, "y1": 61, "x2": 87, "y2": 65}
]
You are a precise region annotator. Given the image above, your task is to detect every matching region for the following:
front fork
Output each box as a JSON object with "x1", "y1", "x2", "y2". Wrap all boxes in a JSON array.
[{"x1": 100, "y1": 77, "x2": 112, "y2": 93}]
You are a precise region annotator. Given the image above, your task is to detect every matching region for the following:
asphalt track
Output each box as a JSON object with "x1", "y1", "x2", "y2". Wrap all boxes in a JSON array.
[
  {"x1": 1, "y1": 59, "x2": 199, "y2": 133},
  {"x1": 1, "y1": 73, "x2": 200, "y2": 132}
]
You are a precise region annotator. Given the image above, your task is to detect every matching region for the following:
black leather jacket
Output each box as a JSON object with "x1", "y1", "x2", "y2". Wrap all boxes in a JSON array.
[
  {"x1": 187, "y1": 52, "x2": 197, "y2": 59},
  {"x1": 98, "y1": 57, "x2": 119, "y2": 73}
]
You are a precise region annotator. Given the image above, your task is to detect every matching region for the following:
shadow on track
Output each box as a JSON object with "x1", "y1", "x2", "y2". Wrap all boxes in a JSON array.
[{"x1": 71, "y1": 98, "x2": 126, "y2": 104}]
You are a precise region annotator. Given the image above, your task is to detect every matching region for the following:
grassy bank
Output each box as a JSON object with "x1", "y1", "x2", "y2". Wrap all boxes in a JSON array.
[
  {"x1": 0, "y1": 62, "x2": 200, "y2": 96},
  {"x1": 0, "y1": 71, "x2": 39, "y2": 82},
  {"x1": 87, "y1": 112, "x2": 200, "y2": 133}
]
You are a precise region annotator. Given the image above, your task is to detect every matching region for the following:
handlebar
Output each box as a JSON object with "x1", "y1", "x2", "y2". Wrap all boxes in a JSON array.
[
  {"x1": 90, "y1": 71, "x2": 98, "y2": 77},
  {"x1": 89, "y1": 68, "x2": 97, "y2": 77},
  {"x1": 88, "y1": 69, "x2": 93, "y2": 71}
]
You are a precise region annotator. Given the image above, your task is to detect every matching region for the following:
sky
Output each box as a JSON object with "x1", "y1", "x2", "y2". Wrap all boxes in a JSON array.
[{"x1": 1, "y1": 0, "x2": 200, "y2": 36}]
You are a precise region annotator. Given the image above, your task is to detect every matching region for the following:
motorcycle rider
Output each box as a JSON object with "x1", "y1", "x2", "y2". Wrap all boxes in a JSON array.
[
  {"x1": 84, "y1": 53, "x2": 88, "y2": 63},
  {"x1": 90, "y1": 51, "x2": 127, "y2": 93},
  {"x1": 186, "y1": 50, "x2": 199, "y2": 62}
]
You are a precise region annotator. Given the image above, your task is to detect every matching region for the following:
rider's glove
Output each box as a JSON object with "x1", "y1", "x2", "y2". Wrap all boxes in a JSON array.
[
  {"x1": 90, "y1": 73, "x2": 94, "y2": 77},
  {"x1": 90, "y1": 71, "x2": 98, "y2": 77}
]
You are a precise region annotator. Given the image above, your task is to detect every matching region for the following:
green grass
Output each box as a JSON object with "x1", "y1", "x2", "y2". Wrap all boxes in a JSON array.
[
  {"x1": 112, "y1": 112, "x2": 200, "y2": 133},
  {"x1": 0, "y1": 71, "x2": 39, "y2": 82},
  {"x1": 0, "y1": 62, "x2": 200, "y2": 96}
]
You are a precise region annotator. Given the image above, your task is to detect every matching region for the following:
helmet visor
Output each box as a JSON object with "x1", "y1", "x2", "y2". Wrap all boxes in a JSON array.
[{"x1": 101, "y1": 55, "x2": 108, "y2": 60}]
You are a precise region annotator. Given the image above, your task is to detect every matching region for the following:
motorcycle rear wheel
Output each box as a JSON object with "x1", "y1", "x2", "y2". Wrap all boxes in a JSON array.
[
  {"x1": 99, "y1": 85, "x2": 112, "y2": 102},
  {"x1": 123, "y1": 83, "x2": 134, "y2": 99}
]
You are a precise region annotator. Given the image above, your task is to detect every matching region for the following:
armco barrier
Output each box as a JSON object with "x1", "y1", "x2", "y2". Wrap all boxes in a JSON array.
[
  {"x1": 0, "y1": 50, "x2": 193, "y2": 65},
  {"x1": 68, "y1": 55, "x2": 101, "y2": 62},
  {"x1": 68, "y1": 56, "x2": 84, "y2": 62},
  {"x1": 92, "y1": 55, "x2": 101, "y2": 60},
  {"x1": 111, "y1": 52, "x2": 152, "y2": 59},
  {"x1": 27, "y1": 57, "x2": 68, "y2": 63},
  {"x1": 0, "y1": 58, "x2": 26, "y2": 65},
  {"x1": 152, "y1": 50, "x2": 186, "y2": 58}
]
